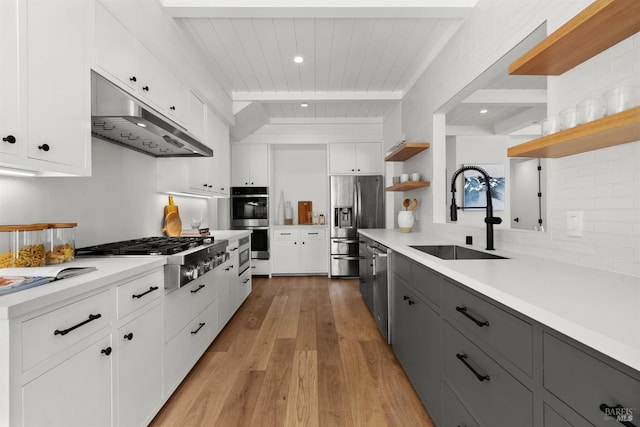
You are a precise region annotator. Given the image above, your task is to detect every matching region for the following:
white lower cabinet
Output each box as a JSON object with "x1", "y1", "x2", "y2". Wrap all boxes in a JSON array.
[
  {"x1": 22, "y1": 333, "x2": 113, "y2": 427},
  {"x1": 272, "y1": 226, "x2": 328, "y2": 275},
  {"x1": 164, "y1": 301, "x2": 217, "y2": 397},
  {"x1": 117, "y1": 302, "x2": 162, "y2": 427}
]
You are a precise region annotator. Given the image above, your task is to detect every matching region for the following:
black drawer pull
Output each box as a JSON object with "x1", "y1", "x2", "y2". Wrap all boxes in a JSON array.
[
  {"x1": 101, "y1": 346, "x2": 112, "y2": 356},
  {"x1": 191, "y1": 322, "x2": 205, "y2": 334},
  {"x1": 123, "y1": 332, "x2": 134, "y2": 341},
  {"x1": 132, "y1": 286, "x2": 159, "y2": 299},
  {"x1": 456, "y1": 306, "x2": 490, "y2": 327},
  {"x1": 2, "y1": 135, "x2": 16, "y2": 144},
  {"x1": 456, "y1": 353, "x2": 490, "y2": 382},
  {"x1": 191, "y1": 284, "x2": 205, "y2": 294},
  {"x1": 243, "y1": 278, "x2": 250, "y2": 284},
  {"x1": 54, "y1": 313, "x2": 101, "y2": 336},
  {"x1": 599, "y1": 404, "x2": 636, "y2": 427}
]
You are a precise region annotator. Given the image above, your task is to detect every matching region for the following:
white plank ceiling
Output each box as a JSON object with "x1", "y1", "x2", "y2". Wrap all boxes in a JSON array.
[{"x1": 164, "y1": 1, "x2": 477, "y2": 123}]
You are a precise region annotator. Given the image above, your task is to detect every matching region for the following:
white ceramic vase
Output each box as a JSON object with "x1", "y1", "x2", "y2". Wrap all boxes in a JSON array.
[{"x1": 398, "y1": 211, "x2": 415, "y2": 233}]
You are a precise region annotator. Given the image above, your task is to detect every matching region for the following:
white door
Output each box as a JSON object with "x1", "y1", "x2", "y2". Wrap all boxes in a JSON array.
[
  {"x1": 329, "y1": 143, "x2": 356, "y2": 174},
  {"x1": 355, "y1": 142, "x2": 383, "y2": 174},
  {"x1": 94, "y1": 2, "x2": 138, "y2": 92},
  {"x1": 26, "y1": 0, "x2": 90, "y2": 170},
  {"x1": 117, "y1": 304, "x2": 163, "y2": 427},
  {"x1": 299, "y1": 238, "x2": 327, "y2": 273},
  {"x1": 0, "y1": 0, "x2": 19, "y2": 157},
  {"x1": 22, "y1": 334, "x2": 112, "y2": 427}
]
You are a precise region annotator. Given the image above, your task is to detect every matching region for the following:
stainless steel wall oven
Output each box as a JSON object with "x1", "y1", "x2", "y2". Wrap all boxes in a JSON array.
[{"x1": 231, "y1": 187, "x2": 269, "y2": 260}]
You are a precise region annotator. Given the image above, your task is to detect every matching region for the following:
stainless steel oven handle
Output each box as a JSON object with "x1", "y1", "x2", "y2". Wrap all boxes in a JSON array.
[
  {"x1": 333, "y1": 239, "x2": 359, "y2": 244},
  {"x1": 332, "y1": 255, "x2": 364, "y2": 261},
  {"x1": 231, "y1": 194, "x2": 269, "y2": 198}
]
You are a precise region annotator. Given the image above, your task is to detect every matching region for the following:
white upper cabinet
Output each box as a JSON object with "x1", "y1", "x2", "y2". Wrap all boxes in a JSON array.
[
  {"x1": 186, "y1": 91, "x2": 206, "y2": 143},
  {"x1": 0, "y1": 0, "x2": 19, "y2": 158},
  {"x1": 329, "y1": 142, "x2": 382, "y2": 175},
  {"x1": 205, "y1": 108, "x2": 230, "y2": 196},
  {"x1": 94, "y1": 1, "x2": 138, "y2": 92},
  {"x1": 231, "y1": 144, "x2": 269, "y2": 187},
  {"x1": 0, "y1": 0, "x2": 91, "y2": 175},
  {"x1": 94, "y1": 2, "x2": 195, "y2": 131}
]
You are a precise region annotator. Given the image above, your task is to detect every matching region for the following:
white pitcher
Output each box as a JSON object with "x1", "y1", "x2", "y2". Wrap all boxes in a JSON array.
[{"x1": 398, "y1": 211, "x2": 415, "y2": 233}]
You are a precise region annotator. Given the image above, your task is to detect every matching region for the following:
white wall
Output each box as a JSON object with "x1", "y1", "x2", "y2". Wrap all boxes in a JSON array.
[
  {"x1": 383, "y1": 104, "x2": 403, "y2": 229},
  {"x1": 400, "y1": 0, "x2": 640, "y2": 277},
  {"x1": 0, "y1": 140, "x2": 214, "y2": 247},
  {"x1": 271, "y1": 145, "x2": 328, "y2": 225}
]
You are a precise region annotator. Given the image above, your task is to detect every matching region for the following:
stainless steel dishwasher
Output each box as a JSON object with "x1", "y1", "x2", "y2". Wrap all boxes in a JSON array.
[{"x1": 371, "y1": 244, "x2": 389, "y2": 343}]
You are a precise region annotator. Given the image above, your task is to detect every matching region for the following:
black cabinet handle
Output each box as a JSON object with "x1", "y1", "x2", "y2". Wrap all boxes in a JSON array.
[
  {"x1": 403, "y1": 295, "x2": 415, "y2": 305},
  {"x1": 142, "y1": 85, "x2": 149, "y2": 91},
  {"x1": 132, "y1": 286, "x2": 159, "y2": 299},
  {"x1": 130, "y1": 76, "x2": 137, "y2": 82},
  {"x1": 2, "y1": 135, "x2": 16, "y2": 144},
  {"x1": 101, "y1": 347, "x2": 112, "y2": 356},
  {"x1": 191, "y1": 322, "x2": 205, "y2": 334},
  {"x1": 456, "y1": 306, "x2": 490, "y2": 327},
  {"x1": 456, "y1": 353, "x2": 490, "y2": 382},
  {"x1": 243, "y1": 278, "x2": 250, "y2": 284},
  {"x1": 54, "y1": 313, "x2": 101, "y2": 336},
  {"x1": 170, "y1": 106, "x2": 176, "y2": 111},
  {"x1": 38, "y1": 144, "x2": 50, "y2": 151},
  {"x1": 123, "y1": 332, "x2": 133, "y2": 341},
  {"x1": 599, "y1": 404, "x2": 636, "y2": 427},
  {"x1": 190, "y1": 284, "x2": 205, "y2": 294}
]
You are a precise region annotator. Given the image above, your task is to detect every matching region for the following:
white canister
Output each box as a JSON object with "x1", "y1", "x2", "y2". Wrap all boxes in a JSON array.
[
  {"x1": 398, "y1": 211, "x2": 415, "y2": 233},
  {"x1": 400, "y1": 173, "x2": 409, "y2": 183},
  {"x1": 410, "y1": 172, "x2": 420, "y2": 181}
]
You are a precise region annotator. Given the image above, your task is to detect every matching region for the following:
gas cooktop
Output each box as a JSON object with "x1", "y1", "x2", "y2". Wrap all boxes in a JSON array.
[{"x1": 76, "y1": 236, "x2": 212, "y2": 256}]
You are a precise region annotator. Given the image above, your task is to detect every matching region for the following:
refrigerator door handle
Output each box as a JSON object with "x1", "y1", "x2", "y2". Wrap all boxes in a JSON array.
[
  {"x1": 356, "y1": 180, "x2": 362, "y2": 229},
  {"x1": 332, "y1": 255, "x2": 364, "y2": 261}
]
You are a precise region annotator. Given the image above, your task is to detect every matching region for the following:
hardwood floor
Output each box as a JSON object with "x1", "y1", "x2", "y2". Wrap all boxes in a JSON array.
[{"x1": 150, "y1": 276, "x2": 435, "y2": 427}]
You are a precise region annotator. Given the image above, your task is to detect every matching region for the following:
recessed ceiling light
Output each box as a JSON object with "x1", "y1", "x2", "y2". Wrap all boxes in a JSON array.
[
  {"x1": 301, "y1": 102, "x2": 309, "y2": 108},
  {"x1": 293, "y1": 56, "x2": 304, "y2": 64},
  {"x1": 480, "y1": 109, "x2": 488, "y2": 114}
]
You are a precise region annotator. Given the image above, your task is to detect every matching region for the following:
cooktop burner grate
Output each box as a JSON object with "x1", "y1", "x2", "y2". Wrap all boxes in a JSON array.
[{"x1": 76, "y1": 236, "x2": 211, "y2": 256}]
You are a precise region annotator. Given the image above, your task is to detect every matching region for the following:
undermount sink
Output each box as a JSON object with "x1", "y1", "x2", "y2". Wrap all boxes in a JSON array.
[{"x1": 410, "y1": 245, "x2": 508, "y2": 260}]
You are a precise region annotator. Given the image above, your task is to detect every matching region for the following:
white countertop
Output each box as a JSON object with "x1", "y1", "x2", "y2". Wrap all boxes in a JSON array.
[
  {"x1": 360, "y1": 229, "x2": 640, "y2": 372},
  {"x1": 210, "y1": 229, "x2": 252, "y2": 241},
  {"x1": 0, "y1": 257, "x2": 166, "y2": 319}
]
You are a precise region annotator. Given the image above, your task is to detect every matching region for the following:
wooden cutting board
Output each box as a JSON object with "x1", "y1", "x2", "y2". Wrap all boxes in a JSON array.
[{"x1": 163, "y1": 212, "x2": 182, "y2": 237}]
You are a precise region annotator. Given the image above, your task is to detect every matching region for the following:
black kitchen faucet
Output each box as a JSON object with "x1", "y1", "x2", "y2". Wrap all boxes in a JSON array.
[{"x1": 450, "y1": 165, "x2": 502, "y2": 250}]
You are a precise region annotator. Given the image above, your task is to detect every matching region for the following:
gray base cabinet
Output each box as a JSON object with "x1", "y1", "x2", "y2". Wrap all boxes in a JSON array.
[
  {"x1": 388, "y1": 252, "x2": 640, "y2": 427},
  {"x1": 390, "y1": 253, "x2": 442, "y2": 425}
]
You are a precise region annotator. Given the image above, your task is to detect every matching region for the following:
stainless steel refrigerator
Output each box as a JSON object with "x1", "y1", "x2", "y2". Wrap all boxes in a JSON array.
[{"x1": 330, "y1": 175, "x2": 385, "y2": 277}]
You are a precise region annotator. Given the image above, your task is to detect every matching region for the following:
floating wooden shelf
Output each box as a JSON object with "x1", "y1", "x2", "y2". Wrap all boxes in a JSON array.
[
  {"x1": 385, "y1": 181, "x2": 431, "y2": 192},
  {"x1": 385, "y1": 142, "x2": 430, "y2": 161},
  {"x1": 507, "y1": 107, "x2": 640, "y2": 158},
  {"x1": 509, "y1": 0, "x2": 640, "y2": 75}
]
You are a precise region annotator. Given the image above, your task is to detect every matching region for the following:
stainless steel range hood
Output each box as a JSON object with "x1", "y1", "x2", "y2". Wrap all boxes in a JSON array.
[{"x1": 91, "y1": 72, "x2": 212, "y2": 157}]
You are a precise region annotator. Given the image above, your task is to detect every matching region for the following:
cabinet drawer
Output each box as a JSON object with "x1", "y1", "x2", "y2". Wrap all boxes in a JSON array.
[
  {"x1": 251, "y1": 259, "x2": 270, "y2": 275},
  {"x1": 272, "y1": 228, "x2": 299, "y2": 240},
  {"x1": 392, "y1": 252, "x2": 412, "y2": 283},
  {"x1": 443, "y1": 283, "x2": 533, "y2": 375},
  {"x1": 300, "y1": 228, "x2": 326, "y2": 239},
  {"x1": 22, "y1": 290, "x2": 111, "y2": 371},
  {"x1": 443, "y1": 381, "x2": 480, "y2": 427},
  {"x1": 543, "y1": 333, "x2": 640, "y2": 427},
  {"x1": 165, "y1": 274, "x2": 216, "y2": 342},
  {"x1": 164, "y1": 301, "x2": 218, "y2": 396},
  {"x1": 410, "y1": 263, "x2": 441, "y2": 307},
  {"x1": 544, "y1": 404, "x2": 575, "y2": 427},
  {"x1": 443, "y1": 321, "x2": 533, "y2": 427},
  {"x1": 117, "y1": 270, "x2": 163, "y2": 319}
]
